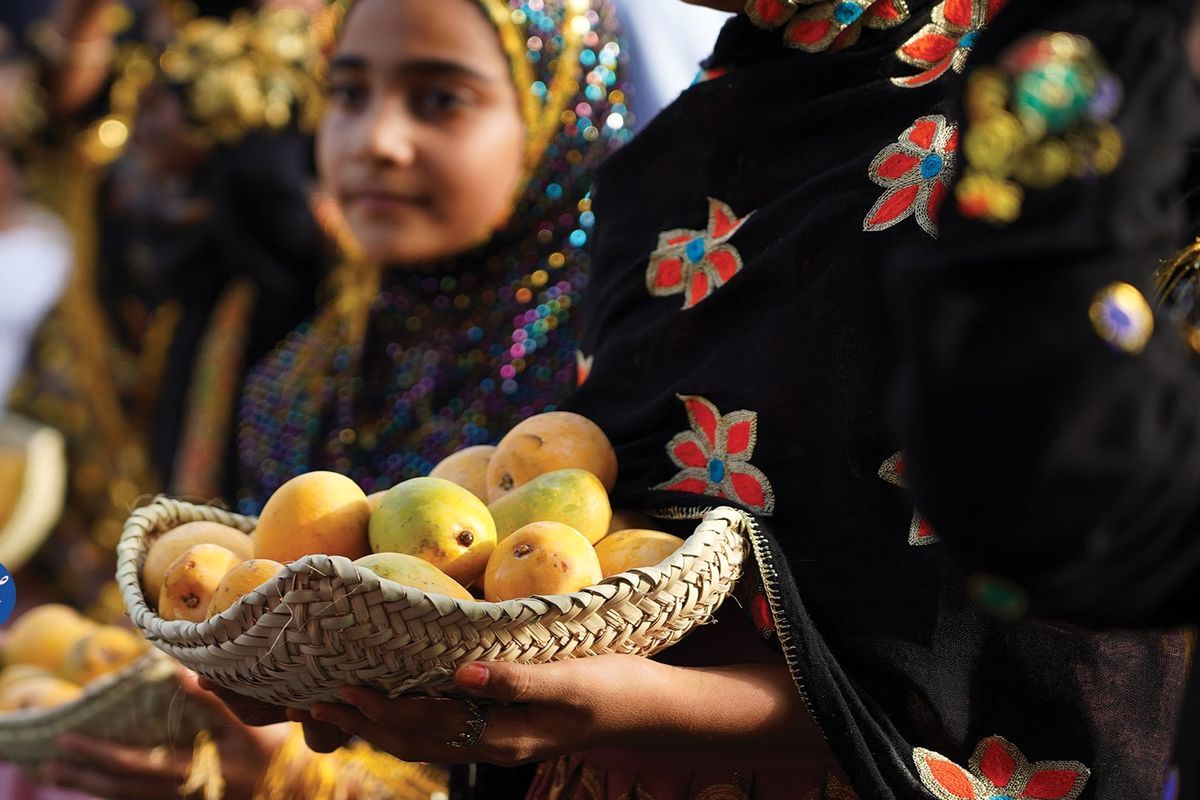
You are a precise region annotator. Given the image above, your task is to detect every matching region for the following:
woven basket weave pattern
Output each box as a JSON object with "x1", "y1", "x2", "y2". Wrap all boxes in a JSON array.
[
  {"x1": 0, "y1": 652, "x2": 217, "y2": 767},
  {"x1": 118, "y1": 497, "x2": 747, "y2": 706}
]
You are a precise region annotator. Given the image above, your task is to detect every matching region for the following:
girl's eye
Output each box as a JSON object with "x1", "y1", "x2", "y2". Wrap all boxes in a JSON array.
[
  {"x1": 327, "y1": 82, "x2": 368, "y2": 110},
  {"x1": 413, "y1": 86, "x2": 472, "y2": 119}
]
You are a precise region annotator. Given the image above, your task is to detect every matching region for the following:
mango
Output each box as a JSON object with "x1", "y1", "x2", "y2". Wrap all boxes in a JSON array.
[
  {"x1": 607, "y1": 508, "x2": 656, "y2": 535},
  {"x1": 429, "y1": 445, "x2": 495, "y2": 502},
  {"x1": 61, "y1": 626, "x2": 148, "y2": 685},
  {"x1": 158, "y1": 544, "x2": 243, "y2": 623},
  {"x1": 366, "y1": 490, "x2": 388, "y2": 514},
  {"x1": 354, "y1": 553, "x2": 473, "y2": 601},
  {"x1": 369, "y1": 477, "x2": 496, "y2": 587},
  {"x1": 594, "y1": 529, "x2": 686, "y2": 578},
  {"x1": 254, "y1": 471, "x2": 371, "y2": 563},
  {"x1": 0, "y1": 665, "x2": 52, "y2": 696},
  {"x1": 486, "y1": 412, "x2": 617, "y2": 501},
  {"x1": 484, "y1": 522, "x2": 603, "y2": 602},
  {"x1": 207, "y1": 559, "x2": 284, "y2": 616},
  {"x1": 488, "y1": 468, "x2": 611, "y2": 544},
  {"x1": 0, "y1": 675, "x2": 82, "y2": 712},
  {"x1": 143, "y1": 521, "x2": 254, "y2": 598},
  {"x1": 3, "y1": 605, "x2": 97, "y2": 673}
]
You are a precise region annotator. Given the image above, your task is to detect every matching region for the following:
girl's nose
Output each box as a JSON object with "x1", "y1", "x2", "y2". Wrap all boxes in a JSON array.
[{"x1": 357, "y1": 97, "x2": 417, "y2": 167}]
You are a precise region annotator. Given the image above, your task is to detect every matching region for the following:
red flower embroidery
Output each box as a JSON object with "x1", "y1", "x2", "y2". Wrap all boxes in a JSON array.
[
  {"x1": 745, "y1": 0, "x2": 909, "y2": 53},
  {"x1": 646, "y1": 198, "x2": 752, "y2": 310},
  {"x1": 893, "y1": 0, "x2": 1008, "y2": 88},
  {"x1": 655, "y1": 394, "x2": 776, "y2": 515},
  {"x1": 878, "y1": 452, "x2": 940, "y2": 546},
  {"x1": 914, "y1": 736, "x2": 1090, "y2": 800},
  {"x1": 864, "y1": 114, "x2": 958, "y2": 238}
]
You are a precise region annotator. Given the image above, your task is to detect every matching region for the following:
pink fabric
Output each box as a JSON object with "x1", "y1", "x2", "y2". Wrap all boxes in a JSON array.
[{"x1": 0, "y1": 764, "x2": 97, "y2": 800}]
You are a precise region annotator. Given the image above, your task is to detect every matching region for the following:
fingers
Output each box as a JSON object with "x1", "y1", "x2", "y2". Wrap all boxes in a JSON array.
[
  {"x1": 42, "y1": 759, "x2": 177, "y2": 800},
  {"x1": 194, "y1": 677, "x2": 289, "y2": 727},
  {"x1": 308, "y1": 702, "x2": 464, "y2": 764},
  {"x1": 453, "y1": 658, "x2": 601, "y2": 704},
  {"x1": 310, "y1": 695, "x2": 548, "y2": 766},
  {"x1": 337, "y1": 687, "x2": 466, "y2": 741},
  {"x1": 55, "y1": 733, "x2": 186, "y2": 778},
  {"x1": 175, "y1": 669, "x2": 245, "y2": 727},
  {"x1": 285, "y1": 707, "x2": 353, "y2": 753}
]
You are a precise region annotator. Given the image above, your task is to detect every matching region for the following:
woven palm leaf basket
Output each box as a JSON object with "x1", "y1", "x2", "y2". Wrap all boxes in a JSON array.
[
  {"x1": 0, "y1": 650, "x2": 218, "y2": 767},
  {"x1": 117, "y1": 496, "x2": 748, "y2": 707}
]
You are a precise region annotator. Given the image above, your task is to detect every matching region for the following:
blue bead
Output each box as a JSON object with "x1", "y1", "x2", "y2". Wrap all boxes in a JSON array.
[
  {"x1": 959, "y1": 30, "x2": 979, "y2": 48},
  {"x1": 546, "y1": 183, "x2": 563, "y2": 200},
  {"x1": 580, "y1": 49, "x2": 597, "y2": 67},
  {"x1": 920, "y1": 153, "x2": 945, "y2": 179},
  {"x1": 833, "y1": 2, "x2": 863, "y2": 25},
  {"x1": 569, "y1": 229, "x2": 588, "y2": 247},
  {"x1": 685, "y1": 238, "x2": 707, "y2": 263},
  {"x1": 708, "y1": 459, "x2": 726, "y2": 483}
]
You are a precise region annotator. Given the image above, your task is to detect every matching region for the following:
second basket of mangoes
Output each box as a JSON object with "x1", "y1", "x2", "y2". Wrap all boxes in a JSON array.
[
  {"x1": 117, "y1": 412, "x2": 748, "y2": 705},
  {"x1": 0, "y1": 604, "x2": 218, "y2": 767}
]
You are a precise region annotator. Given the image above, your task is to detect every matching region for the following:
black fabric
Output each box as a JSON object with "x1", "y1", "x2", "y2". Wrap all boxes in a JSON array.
[
  {"x1": 98, "y1": 130, "x2": 324, "y2": 493},
  {"x1": 565, "y1": 3, "x2": 1187, "y2": 798},
  {"x1": 892, "y1": 0, "x2": 1200, "y2": 627}
]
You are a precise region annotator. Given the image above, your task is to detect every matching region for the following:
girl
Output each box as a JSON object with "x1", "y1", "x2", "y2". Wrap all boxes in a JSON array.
[{"x1": 52, "y1": 0, "x2": 633, "y2": 797}]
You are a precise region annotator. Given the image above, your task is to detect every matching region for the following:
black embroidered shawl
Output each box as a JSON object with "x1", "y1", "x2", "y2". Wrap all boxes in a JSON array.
[{"x1": 564, "y1": 2, "x2": 1188, "y2": 798}]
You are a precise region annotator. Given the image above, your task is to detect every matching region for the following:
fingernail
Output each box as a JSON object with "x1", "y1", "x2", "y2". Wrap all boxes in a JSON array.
[
  {"x1": 456, "y1": 663, "x2": 489, "y2": 689},
  {"x1": 338, "y1": 687, "x2": 358, "y2": 705}
]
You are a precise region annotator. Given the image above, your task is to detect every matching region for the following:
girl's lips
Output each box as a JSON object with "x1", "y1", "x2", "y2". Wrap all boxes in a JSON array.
[{"x1": 344, "y1": 191, "x2": 428, "y2": 213}]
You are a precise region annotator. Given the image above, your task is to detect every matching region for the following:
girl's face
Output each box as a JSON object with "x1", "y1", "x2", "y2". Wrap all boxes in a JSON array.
[{"x1": 318, "y1": 0, "x2": 526, "y2": 266}]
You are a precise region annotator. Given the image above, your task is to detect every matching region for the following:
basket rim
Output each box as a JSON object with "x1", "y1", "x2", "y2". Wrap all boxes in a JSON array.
[
  {"x1": 0, "y1": 649, "x2": 174, "y2": 729},
  {"x1": 118, "y1": 496, "x2": 750, "y2": 645}
]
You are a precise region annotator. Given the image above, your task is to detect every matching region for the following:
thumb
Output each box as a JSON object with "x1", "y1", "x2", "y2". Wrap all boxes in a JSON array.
[
  {"x1": 175, "y1": 668, "x2": 249, "y2": 728},
  {"x1": 453, "y1": 660, "x2": 579, "y2": 705}
]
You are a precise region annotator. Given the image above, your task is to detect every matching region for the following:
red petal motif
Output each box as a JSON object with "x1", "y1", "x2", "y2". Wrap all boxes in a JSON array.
[
  {"x1": 666, "y1": 233, "x2": 693, "y2": 246},
  {"x1": 927, "y1": 756, "x2": 978, "y2": 799},
  {"x1": 908, "y1": 118, "x2": 939, "y2": 149},
  {"x1": 902, "y1": 31, "x2": 959, "y2": 64},
  {"x1": 750, "y1": 0, "x2": 793, "y2": 27},
  {"x1": 672, "y1": 439, "x2": 709, "y2": 469},
  {"x1": 944, "y1": 0, "x2": 975, "y2": 28},
  {"x1": 978, "y1": 739, "x2": 1017, "y2": 788},
  {"x1": 877, "y1": 152, "x2": 921, "y2": 180},
  {"x1": 725, "y1": 419, "x2": 753, "y2": 456},
  {"x1": 684, "y1": 396, "x2": 719, "y2": 450},
  {"x1": 1024, "y1": 770, "x2": 1087, "y2": 800},
  {"x1": 867, "y1": 0, "x2": 909, "y2": 24},
  {"x1": 730, "y1": 470, "x2": 767, "y2": 508},
  {"x1": 868, "y1": 183, "x2": 921, "y2": 227},
  {"x1": 709, "y1": 202, "x2": 739, "y2": 239},
  {"x1": 708, "y1": 249, "x2": 740, "y2": 283},
  {"x1": 662, "y1": 477, "x2": 711, "y2": 496},
  {"x1": 786, "y1": 18, "x2": 834, "y2": 47},
  {"x1": 653, "y1": 258, "x2": 684, "y2": 291},
  {"x1": 687, "y1": 271, "x2": 711, "y2": 309},
  {"x1": 928, "y1": 179, "x2": 948, "y2": 221}
]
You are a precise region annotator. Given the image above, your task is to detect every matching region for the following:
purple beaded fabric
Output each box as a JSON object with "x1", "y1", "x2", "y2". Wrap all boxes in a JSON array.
[{"x1": 235, "y1": 0, "x2": 631, "y2": 513}]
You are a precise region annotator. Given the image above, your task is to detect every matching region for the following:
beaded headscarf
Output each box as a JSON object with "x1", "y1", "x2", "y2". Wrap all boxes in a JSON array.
[{"x1": 235, "y1": 0, "x2": 631, "y2": 512}]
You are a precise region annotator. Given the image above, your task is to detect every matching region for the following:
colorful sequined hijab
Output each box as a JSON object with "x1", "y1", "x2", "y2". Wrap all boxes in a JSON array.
[{"x1": 235, "y1": 0, "x2": 631, "y2": 511}]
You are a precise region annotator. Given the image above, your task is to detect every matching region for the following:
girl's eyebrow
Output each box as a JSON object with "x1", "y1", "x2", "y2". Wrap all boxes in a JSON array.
[{"x1": 328, "y1": 55, "x2": 495, "y2": 84}]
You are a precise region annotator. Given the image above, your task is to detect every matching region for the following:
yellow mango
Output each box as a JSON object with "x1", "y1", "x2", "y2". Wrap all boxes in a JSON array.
[
  {"x1": 486, "y1": 412, "x2": 617, "y2": 501},
  {"x1": 488, "y1": 468, "x2": 611, "y2": 544},
  {"x1": 158, "y1": 544, "x2": 243, "y2": 623},
  {"x1": 594, "y1": 529, "x2": 686, "y2": 578},
  {"x1": 354, "y1": 553, "x2": 473, "y2": 601},
  {"x1": 483, "y1": 522, "x2": 602, "y2": 602},
  {"x1": 369, "y1": 477, "x2": 496, "y2": 587}
]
